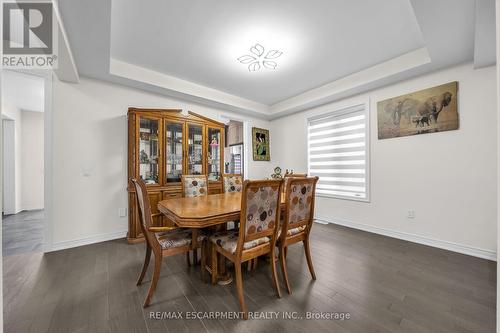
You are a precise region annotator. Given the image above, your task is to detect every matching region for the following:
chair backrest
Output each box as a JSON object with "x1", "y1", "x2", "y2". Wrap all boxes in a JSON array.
[
  {"x1": 283, "y1": 173, "x2": 307, "y2": 193},
  {"x1": 281, "y1": 176, "x2": 319, "y2": 237},
  {"x1": 237, "y1": 179, "x2": 283, "y2": 254},
  {"x1": 130, "y1": 178, "x2": 159, "y2": 249},
  {"x1": 181, "y1": 175, "x2": 208, "y2": 197},
  {"x1": 222, "y1": 174, "x2": 243, "y2": 193},
  {"x1": 284, "y1": 173, "x2": 307, "y2": 178}
]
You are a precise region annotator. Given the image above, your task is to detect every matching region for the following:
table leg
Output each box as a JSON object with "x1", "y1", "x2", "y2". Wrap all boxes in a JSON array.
[{"x1": 203, "y1": 225, "x2": 233, "y2": 285}]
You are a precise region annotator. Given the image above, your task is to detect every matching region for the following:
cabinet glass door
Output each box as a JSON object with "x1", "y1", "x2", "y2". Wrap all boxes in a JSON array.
[
  {"x1": 165, "y1": 122, "x2": 184, "y2": 183},
  {"x1": 187, "y1": 123, "x2": 204, "y2": 175},
  {"x1": 138, "y1": 117, "x2": 160, "y2": 184},
  {"x1": 207, "y1": 127, "x2": 221, "y2": 181}
]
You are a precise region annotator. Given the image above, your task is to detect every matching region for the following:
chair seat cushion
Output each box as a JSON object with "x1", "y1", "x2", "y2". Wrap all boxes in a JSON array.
[
  {"x1": 278, "y1": 225, "x2": 307, "y2": 239},
  {"x1": 156, "y1": 229, "x2": 206, "y2": 249},
  {"x1": 209, "y1": 231, "x2": 269, "y2": 254}
]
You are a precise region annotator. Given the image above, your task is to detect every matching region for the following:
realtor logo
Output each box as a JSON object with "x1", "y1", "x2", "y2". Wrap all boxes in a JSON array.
[{"x1": 2, "y1": 1, "x2": 58, "y2": 69}]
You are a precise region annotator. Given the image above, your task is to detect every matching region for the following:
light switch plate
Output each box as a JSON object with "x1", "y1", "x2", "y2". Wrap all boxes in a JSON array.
[{"x1": 118, "y1": 208, "x2": 127, "y2": 217}]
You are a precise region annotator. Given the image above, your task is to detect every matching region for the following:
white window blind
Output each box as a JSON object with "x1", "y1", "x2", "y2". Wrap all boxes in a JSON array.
[{"x1": 307, "y1": 104, "x2": 369, "y2": 201}]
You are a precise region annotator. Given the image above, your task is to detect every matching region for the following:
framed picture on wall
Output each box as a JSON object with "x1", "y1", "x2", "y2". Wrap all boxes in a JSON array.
[
  {"x1": 377, "y1": 81, "x2": 459, "y2": 139},
  {"x1": 252, "y1": 127, "x2": 270, "y2": 161}
]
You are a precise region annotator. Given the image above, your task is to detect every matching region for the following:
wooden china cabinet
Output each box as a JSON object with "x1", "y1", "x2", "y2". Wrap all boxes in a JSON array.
[{"x1": 127, "y1": 108, "x2": 225, "y2": 243}]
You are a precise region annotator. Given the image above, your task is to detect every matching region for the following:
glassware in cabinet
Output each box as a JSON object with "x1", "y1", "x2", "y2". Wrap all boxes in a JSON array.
[
  {"x1": 165, "y1": 122, "x2": 183, "y2": 182},
  {"x1": 187, "y1": 123, "x2": 204, "y2": 175},
  {"x1": 139, "y1": 117, "x2": 160, "y2": 184},
  {"x1": 207, "y1": 127, "x2": 221, "y2": 181}
]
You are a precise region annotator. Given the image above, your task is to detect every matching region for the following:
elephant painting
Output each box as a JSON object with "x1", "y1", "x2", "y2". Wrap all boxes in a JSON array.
[{"x1": 377, "y1": 81, "x2": 458, "y2": 139}]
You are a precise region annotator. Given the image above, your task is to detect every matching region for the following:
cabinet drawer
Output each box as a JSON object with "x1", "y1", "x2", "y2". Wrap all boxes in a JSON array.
[{"x1": 163, "y1": 191, "x2": 182, "y2": 199}]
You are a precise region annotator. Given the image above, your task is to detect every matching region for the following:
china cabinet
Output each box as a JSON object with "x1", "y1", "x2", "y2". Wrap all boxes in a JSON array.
[{"x1": 127, "y1": 108, "x2": 225, "y2": 243}]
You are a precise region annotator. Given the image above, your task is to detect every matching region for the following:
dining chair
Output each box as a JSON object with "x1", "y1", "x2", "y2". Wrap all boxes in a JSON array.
[
  {"x1": 222, "y1": 174, "x2": 243, "y2": 232},
  {"x1": 130, "y1": 178, "x2": 206, "y2": 307},
  {"x1": 181, "y1": 174, "x2": 209, "y2": 265},
  {"x1": 222, "y1": 174, "x2": 243, "y2": 193},
  {"x1": 181, "y1": 174, "x2": 209, "y2": 197},
  {"x1": 209, "y1": 179, "x2": 283, "y2": 319},
  {"x1": 277, "y1": 176, "x2": 319, "y2": 294}
]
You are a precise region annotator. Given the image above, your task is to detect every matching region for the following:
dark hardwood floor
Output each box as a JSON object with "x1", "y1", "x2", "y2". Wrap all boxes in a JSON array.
[
  {"x1": 3, "y1": 223, "x2": 496, "y2": 332},
  {"x1": 2, "y1": 210, "x2": 44, "y2": 256}
]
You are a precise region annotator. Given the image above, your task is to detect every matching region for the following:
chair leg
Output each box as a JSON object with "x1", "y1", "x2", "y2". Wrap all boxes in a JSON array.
[
  {"x1": 247, "y1": 258, "x2": 252, "y2": 271},
  {"x1": 234, "y1": 262, "x2": 248, "y2": 319},
  {"x1": 279, "y1": 246, "x2": 292, "y2": 294},
  {"x1": 211, "y1": 243, "x2": 218, "y2": 285},
  {"x1": 137, "y1": 245, "x2": 152, "y2": 286},
  {"x1": 303, "y1": 239, "x2": 316, "y2": 280},
  {"x1": 200, "y1": 243, "x2": 207, "y2": 282},
  {"x1": 186, "y1": 251, "x2": 191, "y2": 267},
  {"x1": 284, "y1": 246, "x2": 288, "y2": 259},
  {"x1": 143, "y1": 255, "x2": 162, "y2": 308},
  {"x1": 193, "y1": 248, "x2": 198, "y2": 265},
  {"x1": 270, "y1": 248, "x2": 282, "y2": 298}
]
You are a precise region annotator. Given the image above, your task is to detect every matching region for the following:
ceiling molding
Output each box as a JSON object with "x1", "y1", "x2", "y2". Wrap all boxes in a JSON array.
[
  {"x1": 109, "y1": 58, "x2": 269, "y2": 115},
  {"x1": 52, "y1": 0, "x2": 80, "y2": 83},
  {"x1": 268, "y1": 47, "x2": 431, "y2": 119},
  {"x1": 473, "y1": 0, "x2": 496, "y2": 69}
]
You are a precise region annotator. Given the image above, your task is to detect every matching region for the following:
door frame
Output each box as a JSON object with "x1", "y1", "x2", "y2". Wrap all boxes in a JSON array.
[
  {"x1": 217, "y1": 113, "x2": 249, "y2": 179},
  {"x1": 2, "y1": 118, "x2": 15, "y2": 215}
]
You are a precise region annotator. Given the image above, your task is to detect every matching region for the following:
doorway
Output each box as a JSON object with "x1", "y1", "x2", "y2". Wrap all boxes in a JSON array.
[
  {"x1": 1, "y1": 71, "x2": 46, "y2": 256},
  {"x1": 224, "y1": 120, "x2": 245, "y2": 177}
]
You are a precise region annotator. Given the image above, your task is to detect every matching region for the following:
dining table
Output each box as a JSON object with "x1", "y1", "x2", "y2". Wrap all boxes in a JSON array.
[{"x1": 157, "y1": 192, "x2": 286, "y2": 283}]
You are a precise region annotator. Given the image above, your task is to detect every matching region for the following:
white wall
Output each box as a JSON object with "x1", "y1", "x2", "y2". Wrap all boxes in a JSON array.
[
  {"x1": 21, "y1": 111, "x2": 44, "y2": 210},
  {"x1": 271, "y1": 63, "x2": 497, "y2": 257},
  {"x1": 51, "y1": 76, "x2": 273, "y2": 247}
]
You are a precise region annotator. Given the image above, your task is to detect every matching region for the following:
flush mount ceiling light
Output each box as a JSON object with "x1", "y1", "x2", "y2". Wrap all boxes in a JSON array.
[{"x1": 237, "y1": 43, "x2": 283, "y2": 72}]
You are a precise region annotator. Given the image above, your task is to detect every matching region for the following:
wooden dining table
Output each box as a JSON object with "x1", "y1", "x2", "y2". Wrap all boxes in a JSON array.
[{"x1": 158, "y1": 192, "x2": 286, "y2": 283}]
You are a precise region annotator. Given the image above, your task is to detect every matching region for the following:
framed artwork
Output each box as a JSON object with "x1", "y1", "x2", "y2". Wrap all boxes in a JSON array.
[
  {"x1": 377, "y1": 81, "x2": 459, "y2": 140},
  {"x1": 252, "y1": 127, "x2": 270, "y2": 161}
]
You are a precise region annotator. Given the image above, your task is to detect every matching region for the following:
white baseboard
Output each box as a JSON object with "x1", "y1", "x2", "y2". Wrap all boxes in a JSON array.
[
  {"x1": 315, "y1": 216, "x2": 496, "y2": 261},
  {"x1": 49, "y1": 230, "x2": 128, "y2": 252}
]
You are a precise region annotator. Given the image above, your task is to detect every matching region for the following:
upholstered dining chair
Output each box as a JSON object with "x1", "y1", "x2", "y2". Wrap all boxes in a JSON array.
[
  {"x1": 277, "y1": 176, "x2": 319, "y2": 294},
  {"x1": 209, "y1": 179, "x2": 283, "y2": 319},
  {"x1": 181, "y1": 174, "x2": 209, "y2": 197},
  {"x1": 181, "y1": 174, "x2": 209, "y2": 265},
  {"x1": 130, "y1": 178, "x2": 206, "y2": 307},
  {"x1": 222, "y1": 174, "x2": 243, "y2": 232},
  {"x1": 222, "y1": 174, "x2": 243, "y2": 193}
]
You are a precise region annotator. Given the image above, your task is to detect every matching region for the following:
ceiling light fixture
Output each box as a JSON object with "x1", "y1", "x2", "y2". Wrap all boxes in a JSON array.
[{"x1": 237, "y1": 43, "x2": 283, "y2": 72}]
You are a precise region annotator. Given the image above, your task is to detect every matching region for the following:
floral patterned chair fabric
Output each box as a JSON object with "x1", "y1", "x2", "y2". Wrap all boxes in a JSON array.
[
  {"x1": 288, "y1": 182, "x2": 314, "y2": 226},
  {"x1": 156, "y1": 229, "x2": 207, "y2": 249},
  {"x1": 244, "y1": 185, "x2": 280, "y2": 238},
  {"x1": 277, "y1": 224, "x2": 307, "y2": 238},
  {"x1": 223, "y1": 175, "x2": 243, "y2": 193},
  {"x1": 182, "y1": 175, "x2": 208, "y2": 197},
  {"x1": 209, "y1": 231, "x2": 269, "y2": 254}
]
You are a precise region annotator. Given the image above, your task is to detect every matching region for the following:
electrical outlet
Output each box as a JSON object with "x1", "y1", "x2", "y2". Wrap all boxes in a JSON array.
[
  {"x1": 118, "y1": 208, "x2": 127, "y2": 217},
  {"x1": 407, "y1": 210, "x2": 415, "y2": 219}
]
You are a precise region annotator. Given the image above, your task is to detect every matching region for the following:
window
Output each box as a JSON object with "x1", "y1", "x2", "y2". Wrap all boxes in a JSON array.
[{"x1": 307, "y1": 103, "x2": 369, "y2": 201}]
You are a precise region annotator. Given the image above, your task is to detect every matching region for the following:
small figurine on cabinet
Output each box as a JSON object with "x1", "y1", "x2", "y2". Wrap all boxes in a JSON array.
[
  {"x1": 210, "y1": 136, "x2": 219, "y2": 147},
  {"x1": 271, "y1": 166, "x2": 282, "y2": 179},
  {"x1": 140, "y1": 149, "x2": 149, "y2": 163}
]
